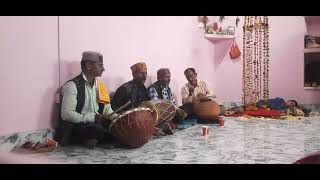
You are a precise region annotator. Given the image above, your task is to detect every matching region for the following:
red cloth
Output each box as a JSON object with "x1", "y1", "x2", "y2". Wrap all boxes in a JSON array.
[
  {"x1": 225, "y1": 113, "x2": 243, "y2": 117},
  {"x1": 244, "y1": 109, "x2": 282, "y2": 117}
]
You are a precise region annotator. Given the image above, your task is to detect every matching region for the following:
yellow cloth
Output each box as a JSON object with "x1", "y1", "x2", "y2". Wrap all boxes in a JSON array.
[{"x1": 96, "y1": 79, "x2": 110, "y2": 104}]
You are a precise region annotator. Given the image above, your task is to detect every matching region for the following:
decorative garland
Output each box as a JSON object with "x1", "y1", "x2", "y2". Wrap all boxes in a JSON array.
[{"x1": 242, "y1": 16, "x2": 270, "y2": 105}]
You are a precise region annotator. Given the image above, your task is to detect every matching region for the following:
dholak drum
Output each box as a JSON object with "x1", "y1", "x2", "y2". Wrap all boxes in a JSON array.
[
  {"x1": 193, "y1": 100, "x2": 221, "y2": 119},
  {"x1": 110, "y1": 107, "x2": 156, "y2": 148},
  {"x1": 140, "y1": 99, "x2": 176, "y2": 124},
  {"x1": 294, "y1": 151, "x2": 320, "y2": 164}
]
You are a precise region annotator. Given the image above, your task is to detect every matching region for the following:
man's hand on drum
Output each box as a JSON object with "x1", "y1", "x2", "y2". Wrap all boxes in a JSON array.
[
  {"x1": 192, "y1": 97, "x2": 200, "y2": 103},
  {"x1": 95, "y1": 114, "x2": 107, "y2": 124},
  {"x1": 197, "y1": 93, "x2": 217, "y2": 101},
  {"x1": 176, "y1": 108, "x2": 188, "y2": 119},
  {"x1": 195, "y1": 93, "x2": 207, "y2": 102},
  {"x1": 197, "y1": 93, "x2": 206, "y2": 98}
]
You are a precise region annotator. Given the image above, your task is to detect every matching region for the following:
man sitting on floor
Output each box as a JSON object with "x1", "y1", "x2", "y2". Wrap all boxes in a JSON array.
[
  {"x1": 181, "y1": 68, "x2": 225, "y2": 122},
  {"x1": 59, "y1": 51, "x2": 116, "y2": 149},
  {"x1": 148, "y1": 68, "x2": 188, "y2": 134}
]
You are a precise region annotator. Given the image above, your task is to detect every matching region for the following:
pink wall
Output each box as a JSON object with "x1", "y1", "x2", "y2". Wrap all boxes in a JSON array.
[
  {"x1": 0, "y1": 17, "x2": 59, "y2": 135},
  {"x1": 1, "y1": 16, "x2": 319, "y2": 136},
  {"x1": 58, "y1": 16, "x2": 214, "y2": 106},
  {"x1": 213, "y1": 16, "x2": 320, "y2": 104}
]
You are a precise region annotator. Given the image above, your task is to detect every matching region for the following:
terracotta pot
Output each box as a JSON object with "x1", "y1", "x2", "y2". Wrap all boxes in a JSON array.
[{"x1": 193, "y1": 100, "x2": 221, "y2": 119}]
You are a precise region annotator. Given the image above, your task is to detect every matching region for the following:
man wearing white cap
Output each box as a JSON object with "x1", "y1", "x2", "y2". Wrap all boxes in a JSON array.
[{"x1": 58, "y1": 51, "x2": 116, "y2": 148}]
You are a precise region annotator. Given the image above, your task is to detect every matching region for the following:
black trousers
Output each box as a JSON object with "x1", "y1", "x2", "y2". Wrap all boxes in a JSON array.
[
  {"x1": 179, "y1": 103, "x2": 193, "y2": 115},
  {"x1": 71, "y1": 123, "x2": 108, "y2": 143},
  {"x1": 57, "y1": 120, "x2": 116, "y2": 146}
]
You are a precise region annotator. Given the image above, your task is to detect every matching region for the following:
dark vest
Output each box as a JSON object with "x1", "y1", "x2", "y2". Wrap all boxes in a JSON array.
[
  {"x1": 64, "y1": 74, "x2": 104, "y2": 114},
  {"x1": 55, "y1": 74, "x2": 104, "y2": 146}
]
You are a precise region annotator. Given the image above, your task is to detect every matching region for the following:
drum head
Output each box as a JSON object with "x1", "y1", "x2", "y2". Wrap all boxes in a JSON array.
[
  {"x1": 140, "y1": 101, "x2": 160, "y2": 121},
  {"x1": 141, "y1": 100, "x2": 176, "y2": 124}
]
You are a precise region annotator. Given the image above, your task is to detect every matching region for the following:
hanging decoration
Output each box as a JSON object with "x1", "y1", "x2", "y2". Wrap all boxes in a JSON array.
[
  {"x1": 229, "y1": 39, "x2": 241, "y2": 59},
  {"x1": 236, "y1": 16, "x2": 240, "y2": 27},
  {"x1": 219, "y1": 16, "x2": 225, "y2": 23},
  {"x1": 242, "y1": 16, "x2": 270, "y2": 106}
]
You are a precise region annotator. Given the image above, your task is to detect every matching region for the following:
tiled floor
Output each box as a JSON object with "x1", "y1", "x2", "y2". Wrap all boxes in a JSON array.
[{"x1": 38, "y1": 117, "x2": 320, "y2": 164}]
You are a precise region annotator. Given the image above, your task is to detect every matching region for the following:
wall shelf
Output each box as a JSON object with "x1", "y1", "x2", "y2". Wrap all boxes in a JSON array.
[
  {"x1": 204, "y1": 34, "x2": 235, "y2": 43},
  {"x1": 304, "y1": 87, "x2": 320, "y2": 90},
  {"x1": 304, "y1": 48, "x2": 320, "y2": 53}
]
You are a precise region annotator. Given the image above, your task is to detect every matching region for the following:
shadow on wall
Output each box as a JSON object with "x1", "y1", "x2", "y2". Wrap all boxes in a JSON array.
[
  {"x1": 60, "y1": 60, "x2": 81, "y2": 85},
  {"x1": 47, "y1": 60, "x2": 81, "y2": 130},
  {"x1": 170, "y1": 77, "x2": 183, "y2": 106},
  {"x1": 43, "y1": 87, "x2": 59, "y2": 130},
  {"x1": 38, "y1": 59, "x2": 60, "y2": 131},
  {"x1": 103, "y1": 76, "x2": 126, "y2": 100},
  {"x1": 145, "y1": 75, "x2": 157, "y2": 88},
  {"x1": 214, "y1": 39, "x2": 234, "y2": 70},
  {"x1": 106, "y1": 75, "x2": 157, "y2": 100}
]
